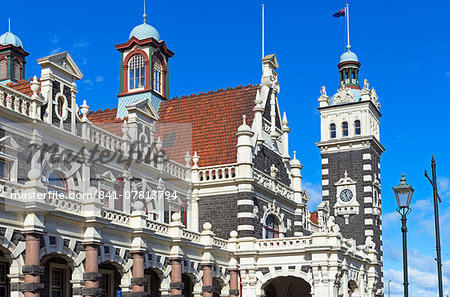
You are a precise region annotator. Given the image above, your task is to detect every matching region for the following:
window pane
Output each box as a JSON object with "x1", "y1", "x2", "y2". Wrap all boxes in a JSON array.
[
  {"x1": 129, "y1": 55, "x2": 146, "y2": 90},
  {"x1": 343, "y1": 122, "x2": 348, "y2": 137},
  {"x1": 0, "y1": 159, "x2": 8, "y2": 180},
  {"x1": 0, "y1": 263, "x2": 7, "y2": 283}
]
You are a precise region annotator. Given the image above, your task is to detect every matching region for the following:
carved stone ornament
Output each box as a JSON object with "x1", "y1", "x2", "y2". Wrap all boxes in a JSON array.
[
  {"x1": 333, "y1": 171, "x2": 359, "y2": 224},
  {"x1": 332, "y1": 86, "x2": 354, "y2": 105},
  {"x1": 370, "y1": 88, "x2": 381, "y2": 108}
]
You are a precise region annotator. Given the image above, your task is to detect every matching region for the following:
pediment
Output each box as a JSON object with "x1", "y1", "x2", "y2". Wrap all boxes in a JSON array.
[
  {"x1": 126, "y1": 98, "x2": 159, "y2": 121},
  {"x1": 96, "y1": 171, "x2": 116, "y2": 182},
  {"x1": 0, "y1": 135, "x2": 20, "y2": 151},
  {"x1": 37, "y1": 51, "x2": 83, "y2": 80}
]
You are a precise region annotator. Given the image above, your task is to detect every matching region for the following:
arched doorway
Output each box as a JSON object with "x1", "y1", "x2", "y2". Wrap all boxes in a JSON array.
[
  {"x1": 348, "y1": 280, "x2": 358, "y2": 297},
  {"x1": 0, "y1": 249, "x2": 10, "y2": 297},
  {"x1": 40, "y1": 254, "x2": 73, "y2": 297},
  {"x1": 182, "y1": 273, "x2": 194, "y2": 297},
  {"x1": 144, "y1": 268, "x2": 161, "y2": 297},
  {"x1": 264, "y1": 276, "x2": 311, "y2": 297},
  {"x1": 99, "y1": 262, "x2": 122, "y2": 297}
]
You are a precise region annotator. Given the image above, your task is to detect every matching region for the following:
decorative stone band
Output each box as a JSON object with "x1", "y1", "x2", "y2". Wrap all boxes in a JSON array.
[
  {"x1": 82, "y1": 287, "x2": 103, "y2": 296},
  {"x1": 170, "y1": 282, "x2": 185, "y2": 290},
  {"x1": 83, "y1": 272, "x2": 102, "y2": 281},
  {"x1": 131, "y1": 277, "x2": 148, "y2": 286},
  {"x1": 129, "y1": 292, "x2": 149, "y2": 297},
  {"x1": 202, "y1": 286, "x2": 216, "y2": 293},
  {"x1": 20, "y1": 283, "x2": 44, "y2": 293},
  {"x1": 22, "y1": 265, "x2": 45, "y2": 275},
  {"x1": 10, "y1": 283, "x2": 21, "y2": 292},
  {"x1": 229, "y1": 289, "x2": 240, "y2": 295}
]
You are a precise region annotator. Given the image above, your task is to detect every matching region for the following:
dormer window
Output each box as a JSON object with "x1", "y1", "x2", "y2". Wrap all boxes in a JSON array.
[
  {"x1": 355, "y1": 120, "x2": 361, "y2": 135},
  {"x1": 152, "y1": 57, "x2": 163, "y2": 95},
  {"x1": 129, "y1": 54, "x2": 146, "y2": 90},
  {"x1": 342, "y1": 122, "x2": 349, "y2": 137},
  {"x1": 330, "y1": 123, "x2": 336, "y2": 139}
]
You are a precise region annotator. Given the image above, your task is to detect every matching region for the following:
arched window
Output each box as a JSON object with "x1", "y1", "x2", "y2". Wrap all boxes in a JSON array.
[
  {"x1": 330, "y1": 123, "x2": 336, "y2": 139},
  {"x1": 152, "y1": 57, "x2": 163, "y2": 95},
  {"x1": 354, "y1": 120, "x2": 361, "y2": 135},
  {"x1": 265, "y1": 215, "x2": 279, "y2": 238},
  {"x1": 129, "y1": 54, "x2": 146, "y2": 90},
  {"x1": 342, "y1": 122, "x2": 349, "y2": 137},
  {"x1": 48, "y1": 171, "x2": 67, "y2": 196}
]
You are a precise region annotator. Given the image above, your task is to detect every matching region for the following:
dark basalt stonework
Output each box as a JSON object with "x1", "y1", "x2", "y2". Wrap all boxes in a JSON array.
[
  {"x1": 321, "y1": 144, "x2": 383, "y2": 293},
  {"x1": 254, "y1": 145, "x2": 290, "y2": 186}
]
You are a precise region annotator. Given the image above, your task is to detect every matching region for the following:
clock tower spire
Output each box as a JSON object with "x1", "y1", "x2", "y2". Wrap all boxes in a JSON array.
[{"x1": 316, "y1": 48, "x2": 385, "y2": 296}]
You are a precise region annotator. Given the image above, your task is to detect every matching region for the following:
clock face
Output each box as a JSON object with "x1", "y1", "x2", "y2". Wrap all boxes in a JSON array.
[{"x1": 340, "y1": 189, "x2": 353, "y2": 202}]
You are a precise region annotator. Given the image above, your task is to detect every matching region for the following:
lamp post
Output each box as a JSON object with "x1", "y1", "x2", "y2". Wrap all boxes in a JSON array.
[
  {"x1": 425, "y1": 156, "x2": 444, "y2": 297},
  {"x1": 388, "y1": 280, "x2": 391, "y2": 297},
  {"x1": 393, "y1": 173, "x2": 414, "y2": 297}
]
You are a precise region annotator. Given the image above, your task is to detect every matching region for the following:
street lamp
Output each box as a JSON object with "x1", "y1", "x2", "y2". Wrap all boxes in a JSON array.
[{"x1": 393, "y1": 173, "x2": 414, "y2": 297}]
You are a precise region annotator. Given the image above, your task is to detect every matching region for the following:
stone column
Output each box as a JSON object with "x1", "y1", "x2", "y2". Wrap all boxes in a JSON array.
[
  {"x1": 82, "y1": 244, "x2": 102, "y2": 297},
  {"x1": 170, "y1": 258, "x2": 183, "y2": 297},
  {"x1": 228, "y1": 269, "x2": 239, "y2": 297},
  {"x1": 202, "y1": 264, "x2": 213, "y2": 297},
  {"x1": 22, "y1": 232, "x2": 44, "y2": 297},
  {"x1": 131, "y1": 251, "x2": 147, "y2": 297}
]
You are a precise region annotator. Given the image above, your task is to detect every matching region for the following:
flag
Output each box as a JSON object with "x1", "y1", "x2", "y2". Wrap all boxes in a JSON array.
[{"x1": 333, "y1": 8, "x2": 346, "y2": 18}]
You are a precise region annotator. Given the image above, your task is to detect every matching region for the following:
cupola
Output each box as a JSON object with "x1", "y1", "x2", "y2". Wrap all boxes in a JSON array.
[
  {"x1": 0, "y1": 20, "x2": 29, "y2": 84},
  {"x1": 337, "y1": 46, "x2": 360, "y2": 89},
  {"x1": 114, "y1": 8, "x2": 174, "y2": 119}
]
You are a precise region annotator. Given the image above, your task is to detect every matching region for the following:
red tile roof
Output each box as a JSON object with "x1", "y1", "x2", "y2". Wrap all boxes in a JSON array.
[
  {"x1": 310, "y1": 211, "x2": 318, "y2": 225},
  {"x1": 87, "y1": 108, "x2": 126, "y2": 136},
  {"x1": 157, "y1": 84, "x2": 258, "y2": 167},
  {"x1": 6, "y1": 78, "x2": 39, "y2": 96}
]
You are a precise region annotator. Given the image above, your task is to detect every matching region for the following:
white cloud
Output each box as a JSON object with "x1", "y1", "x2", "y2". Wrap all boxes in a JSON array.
[
  {"x1": 383, "y1": 249, "x2": 450, "y2": 297},
  {"x1": 82, "y1": 79, "x2": 94, "y2": 87},
  {"x1": 73, "y1": 41, "x2": 90, "y2": 48},
  {"x1": 51, "y1": 34, "x2": 59, "y2": 44},
  {"x1": 95, "y1": 75, "x2": 104, "y2": 83},
  {"x1": 438, "y1": 176, "x2": 450, "y2": 197},
  {"x1": 49, "y1": 48, "x2": 61, "y2": 55},
  {"x1": 303, "y1": 180, "x2": 322, "y2": 209},
  {"x1": 382, "y1": 211, "x2": 399, "y2": 229}
]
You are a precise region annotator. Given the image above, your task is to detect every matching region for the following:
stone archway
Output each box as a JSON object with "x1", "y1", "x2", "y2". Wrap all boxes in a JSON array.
[
  {"x1": 182, "y1": 273, "x2": 194, "y2": 297},
  {"x1": 40, "y1": 254, "x2": 74, "y2": 297},
  {"x1": 99, "y1": 261, "x2": 123, "y2": 297},
  {"x1": 263, "y1": 276, "x2": 311, "y2": 297},
  {"x1": 144, "y1": 267, "x2": 161, "y2": 297}
]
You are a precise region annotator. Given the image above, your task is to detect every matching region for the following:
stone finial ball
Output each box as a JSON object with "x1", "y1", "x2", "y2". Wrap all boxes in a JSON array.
[
  {"x1": 172, "y1": 212, "x2": 181, "y2": 222},
  {"x1": 230, "y1": 230, "x2": 238, "y2": 238},
  {"x1": 133, "y1": 200, "x2": 145, "y2": 211},
  {"x1": 203, "y1": 222, "x2": 212, "y2": 231}
]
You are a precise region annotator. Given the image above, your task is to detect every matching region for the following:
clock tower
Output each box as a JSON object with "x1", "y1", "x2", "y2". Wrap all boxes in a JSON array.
[{"x1": 316, "y1": 48, "x2": 385, "y2": 295}]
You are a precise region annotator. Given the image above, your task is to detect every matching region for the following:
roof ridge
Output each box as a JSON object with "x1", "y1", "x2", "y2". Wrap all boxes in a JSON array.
[
  {"x1": 171, "y1": 84, "x2": 258, "y2": 100},
  {"x1": 88, "y1": 107, "x2": 118, "y2": 114}
]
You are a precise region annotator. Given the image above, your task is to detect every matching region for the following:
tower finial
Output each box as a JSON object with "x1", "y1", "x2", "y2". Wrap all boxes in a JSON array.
[
  {"x1": 143, "y1": 0, "x2": 147, "y2": 23},
  {"x1": 8, "y1": 18, "x2": 10, "y2": 32},
  {"x1": 346, "y1": 4, "x2": 350, "y2": 52}
]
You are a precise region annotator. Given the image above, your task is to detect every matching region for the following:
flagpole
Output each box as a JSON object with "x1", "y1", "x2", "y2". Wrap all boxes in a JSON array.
[
  {"x1": 262, "y1": 4, "x2": 265, "y2": 60},
  {"x1": 346, "y1": 3, "x2": 350, "y2": 51}
]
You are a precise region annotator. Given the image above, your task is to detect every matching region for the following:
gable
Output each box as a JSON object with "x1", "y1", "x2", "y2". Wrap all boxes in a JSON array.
[{"x1": 37, "y1": 51, "x2": 83, "y2": 80}]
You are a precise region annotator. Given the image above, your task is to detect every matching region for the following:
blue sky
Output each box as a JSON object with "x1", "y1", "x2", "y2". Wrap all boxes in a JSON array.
[{"x1": 2, "y1": 0, "x2": 450, "y2": 296}]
